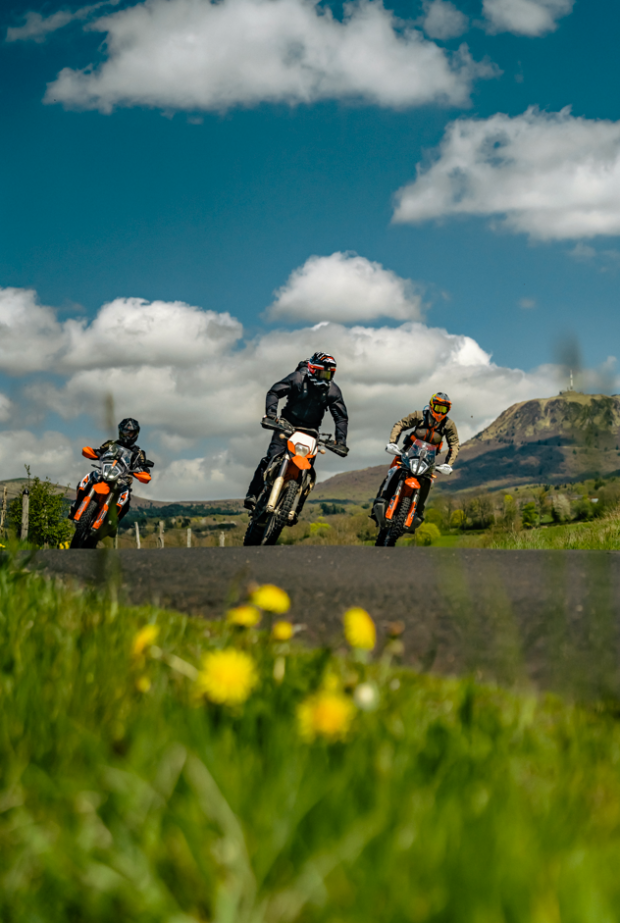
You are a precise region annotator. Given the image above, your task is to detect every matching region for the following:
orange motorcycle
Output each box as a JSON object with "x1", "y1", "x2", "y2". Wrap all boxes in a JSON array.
[
  {"x1": 375, "y1": 438, "x2": 449, "y2": 546},
  {"x1": 69, "y1": 443, "x2": 151, "y2": 548},
  {"x1": 244, "y1": 418, "x2": 346, "y2": 546}
]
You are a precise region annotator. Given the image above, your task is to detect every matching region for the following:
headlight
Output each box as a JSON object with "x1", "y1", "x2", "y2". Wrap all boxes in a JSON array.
[
  {"x1": 294, "y1": 443, "x2": 310, "y2": 457},
  {"x1": 104, "y1": 466, "x2": 121, "y2": 481}
]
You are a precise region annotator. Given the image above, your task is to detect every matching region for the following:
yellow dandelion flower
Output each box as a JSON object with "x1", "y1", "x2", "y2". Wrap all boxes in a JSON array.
[
  {"x1": 297, "y1": 690, "x2": 355, "y2": 742},
  {"x1": 132, "y1": 624, "x2": 160, "y2": 659},
  {"x1": 136, "y1": 675, "x2": 151, "y2": 693},
  {"x1": 343, "y1": 608, "x2": 376, "y2": 651},
  {"x1": 272, "y1": 620, "x2": 293, "y2": 641},
  {"x1": 250, "y1": 584, "x2": 291, "y2": 614},
  {"x1": 196, "y1": 649, "x2": 258, "y2": 705},
  {"x1": 227, "y1": 604, "x2": 261, "y2": 627}
]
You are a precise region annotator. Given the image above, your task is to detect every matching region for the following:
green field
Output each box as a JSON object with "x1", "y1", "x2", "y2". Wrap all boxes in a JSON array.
[{"x1": 3, "y1": 554, "x2": 620, "y2": 921}]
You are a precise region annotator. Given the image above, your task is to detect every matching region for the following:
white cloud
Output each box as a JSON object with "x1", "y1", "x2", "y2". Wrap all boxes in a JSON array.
[
  {"x1": 0, "y1": 288, "x2": 241, "y2": 375},
  {"x1": 5, "y1": 1, "x2": 117, "y2": 43},
  {"x1": 0, "y1": 430, "x2": 78, "y2": 486},
  {"x1": 482, "y1": 0, "x2": 573, "y2": 36},
  {"x1": 393, "y1": 107, "x2": 620, "y2": 241},
  {"x1": 0, "y1": 274, "x2": 566, "y2": 499},
  {"x1": 0, "y1": 287, "x2": 67, "y2": 374},
  {"x1": 266, "y1": 252, "x2": 424, "y2": 323},
  {"x1": 0, "y1": 394, "x2": 12, "y2": 423},
  {"x1": 44, "y1": 0, "x2": 495, "y2": 113},
  {"x1": 421, "y1": 0, "x2": 468, "y2": 39}
]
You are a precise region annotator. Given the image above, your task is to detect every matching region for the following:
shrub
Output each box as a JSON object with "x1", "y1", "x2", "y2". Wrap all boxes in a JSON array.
[
  {"x1": 415, "y1": 522, "x2": 441, "y2": 546},
  {"x1": 551, "y1": 493, "x2": 572, "y2": 523},
  {"x1": 8, "y1": 477, "x2": 73, "y2": 548}
]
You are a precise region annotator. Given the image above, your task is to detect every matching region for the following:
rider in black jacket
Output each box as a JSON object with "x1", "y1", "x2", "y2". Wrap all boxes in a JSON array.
[
  {"x1": 245, "y1": 352, "x2": 349, "y2": 509},
  {"x1": 69, "y1": 418, "x2": 153, "y2": 522}
]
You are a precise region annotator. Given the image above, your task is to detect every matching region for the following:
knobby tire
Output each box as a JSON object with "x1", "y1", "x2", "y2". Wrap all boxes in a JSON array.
[
  {"x1": 70, "y1": 501, "x2": 100, "y2": 549},
  {"x1": 382, "y1": 495, "x2": 412, "y2": 547},
  {"x1": 262, "y1": 480, "x2": 298, "y2": 545}
]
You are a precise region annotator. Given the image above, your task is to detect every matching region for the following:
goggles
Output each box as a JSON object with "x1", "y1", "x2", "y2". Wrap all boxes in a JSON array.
[
  {"x1": 431, "y1": 402, "x2": 450, "y2": 415},
  {"x1": 309, "y1": 365, "x2": 335, "y2": 381}
]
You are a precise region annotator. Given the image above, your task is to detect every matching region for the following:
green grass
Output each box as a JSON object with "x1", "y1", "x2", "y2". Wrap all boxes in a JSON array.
[
  {"x1": 464, "y1": 510, "x2": 620, "y2": 550},
  {"x1": 3, "y1": 555, "x2": 620, "y2": 921}
]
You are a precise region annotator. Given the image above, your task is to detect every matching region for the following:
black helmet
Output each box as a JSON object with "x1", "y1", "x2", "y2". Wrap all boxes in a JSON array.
[
  {"x1": 118, "y1": 418, "x2": 140, "y2": 446},
  {"x1": 307, "y1": 352, "x2": 337, "y2": 389}
]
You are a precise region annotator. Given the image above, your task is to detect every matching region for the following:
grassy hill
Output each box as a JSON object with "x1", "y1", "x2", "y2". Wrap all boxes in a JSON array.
[{"x1": 313, "y1": 392, "x2": 620, "y2": 502}]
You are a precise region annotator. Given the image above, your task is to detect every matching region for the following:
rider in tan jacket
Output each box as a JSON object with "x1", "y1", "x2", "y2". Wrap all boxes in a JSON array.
[{"x1": 372, "y1": 392, "x2": 459, "y2": 527}]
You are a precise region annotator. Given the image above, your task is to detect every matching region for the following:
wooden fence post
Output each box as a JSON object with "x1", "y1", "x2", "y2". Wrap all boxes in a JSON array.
[
  {"x1": 186, "y1": 528, "x2": 192, "y2": 548},
  {"x1": 135, "y1": 523, "x2": 141, "y2": 549},
  {"x1": 158, "y1": 520, "x2": 165, "y2": 549},
  {"x1": 0, "y1": 486, "x2": 7, "y2": 536},
  {"x1": 114, "y1": 533, "x2": 119, "y2": 550},
  {"x1": 219, "y1": 531, "x2": 225, "y2": 547},
  {"x1": 21, "y1": 489, "x2": 29, "y2": 541}
]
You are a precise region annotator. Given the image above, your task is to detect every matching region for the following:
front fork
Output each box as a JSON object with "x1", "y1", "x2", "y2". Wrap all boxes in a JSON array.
[{"x1": 266, "y1": 455, "x2": 291, "y2": 513}]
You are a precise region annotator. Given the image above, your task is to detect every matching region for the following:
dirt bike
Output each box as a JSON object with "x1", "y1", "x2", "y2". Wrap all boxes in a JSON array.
[
  {"x1": 375, "y1": 438, "x2": 449, "y2": 547},
  {"x1": 69, "y1": 443, "x2": 152, "y2": 548},
  {"x1": 244, "y1": 418, "x2": 348, "y2": 546}
]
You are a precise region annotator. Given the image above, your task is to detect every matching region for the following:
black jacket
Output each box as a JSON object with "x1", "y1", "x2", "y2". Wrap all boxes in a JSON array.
[{"x1": 265, "y1": 366, "x2": 348, "y2": 444}]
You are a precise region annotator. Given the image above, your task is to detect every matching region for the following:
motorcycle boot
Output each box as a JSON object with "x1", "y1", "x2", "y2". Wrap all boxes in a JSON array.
[{"x1": 410, "y1": 476, "x2": 432, "y2": 530}]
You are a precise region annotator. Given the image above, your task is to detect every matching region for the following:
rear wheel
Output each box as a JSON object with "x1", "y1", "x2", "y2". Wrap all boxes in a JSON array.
[
  {"x1": 382, "y1": 495, "x2": 412, "y2": 547},
  {"x1": 263, "y1": 481, "x2": 298, "y2": 545},
  {"x1": 70, "y1": 501, "x2": 100, "y2": 548}
]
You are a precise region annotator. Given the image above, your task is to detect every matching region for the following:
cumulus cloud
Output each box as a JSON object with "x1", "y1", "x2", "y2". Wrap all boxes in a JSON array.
[
  {"x1": 0, "y1": 394, "x2": 12, "y2": 423},
  {"x1": 482, "y1": 0, "x2": 573, "y2": 35},
  {"x1": 393, "y1": 107, "x2": 620, "y2": 241},
  {"x1": 6, "y1": 1, "x2": 117, "y2": 43},
  {"x1": 0, "y1": 288, "x2": 241, "y2": 375},
  {"x1": 43, "y1": 0, "x2": 495, "y2": 113},
  {"x1": 421, "y1": 0, "x2": 469, "y2": 39},
  {"x1": 0, "y1": 430, "x2": 78, "y2": 486},
  {"x1": 0, "y1": 275, "x2": 565, "y2": 498},
  {"x1": 266, "y1": 252, "x2": 424, "y2": 323}
]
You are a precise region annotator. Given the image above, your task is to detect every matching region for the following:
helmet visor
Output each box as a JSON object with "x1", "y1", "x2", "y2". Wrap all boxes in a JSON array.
[
  {"x1": 317, "y1": 368, "x2": 335, "y2": 381},
  {"x1": 431, "y1": 401, "x2": 450, "y2": 415}
]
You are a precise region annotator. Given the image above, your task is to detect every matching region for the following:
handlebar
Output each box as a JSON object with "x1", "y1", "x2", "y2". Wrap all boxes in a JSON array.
[{"x1": 261, "y1": 417, "x2": 348, "y2": 456}]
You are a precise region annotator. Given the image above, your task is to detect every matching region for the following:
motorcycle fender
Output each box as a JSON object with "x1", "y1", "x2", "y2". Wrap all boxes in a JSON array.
[
  {"x1": 291, "y1": 455, "x2": 311, "y2": 470},
  {"x1": 133, "y1": 471, "x2": 151, "y2": 483},
  {"x1": 82, "y1": 446, "x2": 98, "y2": 460},
  {"x1": 405, "y1": 477, "x2": 420, "y2": 489},
  {"x1": 93, "y1": 482, "x2": 110, "y2": 495}
]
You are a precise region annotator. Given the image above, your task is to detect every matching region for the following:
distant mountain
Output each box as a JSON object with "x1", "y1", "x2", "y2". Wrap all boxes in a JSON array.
[{"x1": 313, "y1": 392, "x2": 620, "y2": 500}]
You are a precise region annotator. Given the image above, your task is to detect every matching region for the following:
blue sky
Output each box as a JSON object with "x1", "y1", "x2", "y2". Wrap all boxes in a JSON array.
[{"x1": 1, "y1": 0, "x2": 619, "y2": 498}]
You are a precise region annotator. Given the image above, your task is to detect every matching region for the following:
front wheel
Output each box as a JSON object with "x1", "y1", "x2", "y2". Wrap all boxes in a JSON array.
[
  {"x1": 69, "y1": 501, "x2": 100, "y2": 548},
  {"x1": 381, "y1": 495, "x2": 412, "y2": 547},
  {"x1": 262, "y1": 480, "x2": 298, "y2": 545}
]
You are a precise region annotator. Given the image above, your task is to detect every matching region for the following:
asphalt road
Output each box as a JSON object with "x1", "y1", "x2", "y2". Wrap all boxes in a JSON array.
[{"x1": 32, "y1": 546, "x2": 620, "y2": 701}]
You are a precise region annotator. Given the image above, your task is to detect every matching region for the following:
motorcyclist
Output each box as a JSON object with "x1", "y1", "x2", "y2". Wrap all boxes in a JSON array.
[
  {"x1": 245, "y1": 352, "x2": 349, "y2": 510},
  {"x1": 371, "y1": 393, "x2": 459, "y2": 528},
  {"x1": 69, "y1": 418, "x2": 154, "y2": 523}
]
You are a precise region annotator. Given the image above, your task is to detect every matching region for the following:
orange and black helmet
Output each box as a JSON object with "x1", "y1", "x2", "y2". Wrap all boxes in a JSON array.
[{"x1": 429, "y1": 392, "x2": 451, "y2": 422}]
